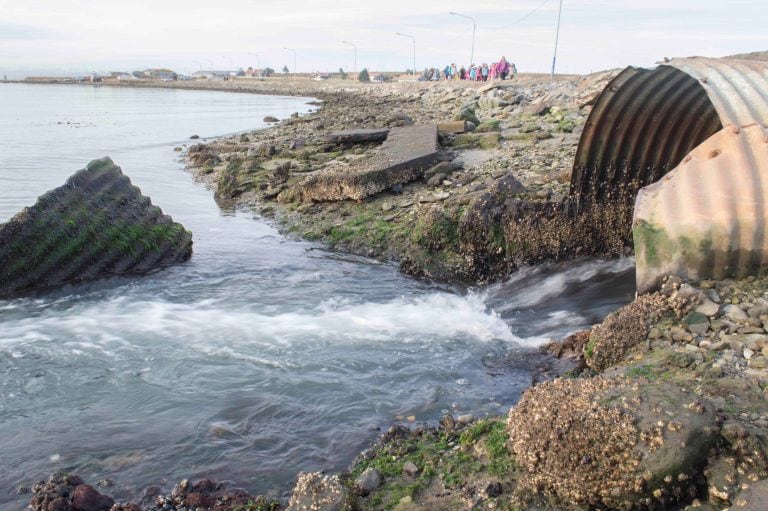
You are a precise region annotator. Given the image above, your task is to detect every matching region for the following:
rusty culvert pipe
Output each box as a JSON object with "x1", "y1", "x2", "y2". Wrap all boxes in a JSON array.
[
  {"x1": 569, "y1": 57, "x2": 768, "y2": 292},
  {"x1": 570, "y1": 64, "x2": 722, "y2": 208}
]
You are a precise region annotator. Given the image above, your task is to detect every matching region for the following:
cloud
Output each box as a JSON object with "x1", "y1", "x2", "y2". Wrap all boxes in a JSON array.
[{"x1": 0, "y1": 0, "x2": 766, "y2": 76}]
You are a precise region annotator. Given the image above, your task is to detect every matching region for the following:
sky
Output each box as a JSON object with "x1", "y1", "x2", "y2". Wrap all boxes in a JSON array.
[{"x1": 1, "y1": 0, "x2": 766, "y2": 79}]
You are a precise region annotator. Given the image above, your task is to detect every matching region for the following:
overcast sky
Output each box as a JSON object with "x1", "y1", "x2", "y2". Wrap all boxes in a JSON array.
[{"x1": 1, "y1": 0, "x2": 766, "y2": 78}]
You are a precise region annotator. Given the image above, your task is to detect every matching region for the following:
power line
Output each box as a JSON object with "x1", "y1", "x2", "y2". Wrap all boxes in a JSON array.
[{"x1": 493, "y1": 0, "x2": 555, "y2": 30}]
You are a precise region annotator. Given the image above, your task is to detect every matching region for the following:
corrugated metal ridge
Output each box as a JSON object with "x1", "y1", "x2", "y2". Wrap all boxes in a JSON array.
[
  {"x1": 570, "y1": 64, "x2": 721, "y2": 206},
  {"x1": 665, "y1": 57, "x2": 768, "y2": 128}
]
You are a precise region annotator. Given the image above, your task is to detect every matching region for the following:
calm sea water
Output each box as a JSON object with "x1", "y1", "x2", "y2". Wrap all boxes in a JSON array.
[{"x1": 0, "y1": 83, "x2": 635, "y2": 507}]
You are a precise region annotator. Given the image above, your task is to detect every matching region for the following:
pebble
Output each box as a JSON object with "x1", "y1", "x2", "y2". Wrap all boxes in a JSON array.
[
  {"x1": 457, "y1": 414, "x2": 474, "y2": 424},
  {"x1": 695, "y1": 299, "x2": 720, "y2": 317},
  {"x1": 724, "y1": 304, "x2": 748, "y2": 322},
  {"x1": 744, "y1": 348, "x2": 755, "y2": 360}
]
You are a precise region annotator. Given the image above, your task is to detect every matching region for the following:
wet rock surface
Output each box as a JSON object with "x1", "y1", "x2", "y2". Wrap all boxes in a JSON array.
[{"x1": 0, "y1": 157, "x2": 192, "y2": 298}]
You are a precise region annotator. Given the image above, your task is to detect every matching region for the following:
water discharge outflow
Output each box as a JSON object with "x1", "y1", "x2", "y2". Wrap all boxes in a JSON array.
[{"x1": 0, "y1": 84, "x2": 635, "y2": 506}]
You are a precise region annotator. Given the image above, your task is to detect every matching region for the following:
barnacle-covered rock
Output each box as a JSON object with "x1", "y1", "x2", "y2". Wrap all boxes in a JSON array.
[{"x1": 507, "y1": 377, "x2": 717, "y2": 510}]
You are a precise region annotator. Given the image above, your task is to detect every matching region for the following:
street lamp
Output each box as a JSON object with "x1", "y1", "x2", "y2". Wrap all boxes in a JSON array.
[
  {"x1": 449, "y1": 11, "x2": 476, "y2": 66},
  {"x1": 395, "y1": 32, "x2": 416, "y2": 79},
  {"x1": 342, "y1": 40, "x2": 357, "y2": 80},
  {"x1": 248, "y1": 52, "x2": 261, "y2": 70},
  {"x1": 551, "y1": 0, "x2": 564, "y2": 78},
  {"x1": 283, "y1": 47, "x2": 297, "y2": 79}
]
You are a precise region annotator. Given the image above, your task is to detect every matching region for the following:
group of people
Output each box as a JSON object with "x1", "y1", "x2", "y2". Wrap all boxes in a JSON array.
[{"x1": 424, "y1": 56, "x2": 517, "y2": 82}]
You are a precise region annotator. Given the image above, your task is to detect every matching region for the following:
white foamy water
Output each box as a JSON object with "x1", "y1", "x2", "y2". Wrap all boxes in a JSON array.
[{"x1": 0, "y1": 83, "x2": 635, "y2": 507}]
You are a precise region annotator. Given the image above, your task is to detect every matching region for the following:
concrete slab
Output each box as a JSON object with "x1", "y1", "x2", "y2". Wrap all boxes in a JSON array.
[
  {"x1": 325, "y1": 128, "x2": 390, "y2": 144},
  {"x1": 300, "y1": 125, "x2": 439, "y2": 201}
]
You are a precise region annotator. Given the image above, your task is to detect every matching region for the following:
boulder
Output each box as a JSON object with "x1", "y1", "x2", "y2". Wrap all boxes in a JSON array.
[
  {"x1": 71, "y1": 485, "x2": 113, "y2": 511},
  {"x1": 585, "y1": 292, "x2": 673, "y2": 371},
  {"x1": 354, "y1": 468, "x2": 381, "y2": 496},
  {"x1": 263, "y1": 115, "x2": 279, "y2": 123},
  {"x1": 454, "y1": 103, "x2": 480, "y2": 126},
  {"x1": 507, "y1": 377, "x2": 717, "y2": 510},
  {"x1": 0, "y1": 157, "x2": 193, "y2": 298}
]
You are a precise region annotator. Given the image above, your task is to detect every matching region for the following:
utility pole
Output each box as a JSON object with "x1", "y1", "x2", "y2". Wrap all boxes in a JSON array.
[
  {"x1": 396, "y1": 32, "x2": 416, "y2": 79},
  {"x1": 342, "y1": 41, "x2": 357, "y2": 80},
  {"x1": 449, "y1": 12, "x2": 476, "y2": 65},
  {"x1": 551, "y1": 0, "x2": 564, "y2": 78}
]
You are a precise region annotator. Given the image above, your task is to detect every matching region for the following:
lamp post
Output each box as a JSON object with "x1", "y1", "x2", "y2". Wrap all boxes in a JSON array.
[
  {"x1": 248, "y1": 52, "x2": 261, "y2": 70},
  {"x1": 342, "y1": 40, "x2": 357, "y2": 80},
  {"x1": 449, "y1": 11, "x2": 476, "y2": 65},
  {"x1": 283, "y1": 47, "x2": 297, "y2": 79},
  {"x1": 551, "y1": 0, "x2": 564, "y2": 78},
  {"x1": 395, "y1": 32, "x2": 416, "y2": 79}
]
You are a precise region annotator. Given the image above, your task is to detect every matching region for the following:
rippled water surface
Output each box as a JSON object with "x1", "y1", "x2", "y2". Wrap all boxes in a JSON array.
[{"x1": 0, "y1": 83, "x2": 635, "y2": 507}]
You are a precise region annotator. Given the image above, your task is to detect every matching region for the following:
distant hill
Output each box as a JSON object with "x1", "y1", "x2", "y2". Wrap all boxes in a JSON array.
[{"x1": 725, "y1": 50, "x2": 768, "y2": 61}]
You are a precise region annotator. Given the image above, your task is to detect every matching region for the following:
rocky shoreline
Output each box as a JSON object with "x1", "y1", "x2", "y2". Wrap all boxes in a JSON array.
[{"x1": 18, "y1": 76, "x2": 768, "y2": 510}]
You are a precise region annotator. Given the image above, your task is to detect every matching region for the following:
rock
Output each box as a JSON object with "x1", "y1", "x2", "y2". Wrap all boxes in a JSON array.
[
  {"x1": 189, "y1": 134, "x2": 199, "y2": 139},
  {"x1": 457, "y1": 414, "x2": 474, "y2": 424},
  {"x1": 424, "y1": 161, "x2": 454, "y2": 181},
  {"x1": 71, "y1": 485, "x2": 114, "y2": 511},
  {"x1": 381, "y1": 202, "x2": 393, "y2": 212},
  {"x1": 388, "y1": 113, "x2": 414, "y2": 126},
  {"x1": 354, "y1": 468, "x2": 380, "y2": 496},
  {"x1": 696, "y1": 298, "x2": 720, "y2": 317},
  {"x1": 474, "y1": 119, "x2": 501, "y2": 133},
  {"x1": 263, "y1": 116, "x2": 279, "y2": 123},
  {"x1": 403, "y1": 461, "x2": 419, "y2": 477},
  {"x1": 0, "y1": 157, "x2": 192, "y2": 299},
  {"x1": 684, "y1": 311, "x2": 710, "y2": 335},
  {"x1": 749, "y1": 356, "x2": 768, "y2": 369},
  {"x1": 586, "y1": 293, "x2": 672, "y2": 370},
  {"x1": 287, "y1": 472, "x2": 347, "y2": 511},
  {"x1": 426, "y1": 173, "x2": 447, "y2": 187},
  {"x1": 732, "y1": 479, "x2": 768, "y2": 509},
  {"x1": 507, "y1": 377, "x2": 716, "y2": 509},
  {"x1": 454, "y1": 103, "x2": 480, "y2": 126},
  {"x1": 519, "y1": 123, "x2": 541, "y2": 134},
  {"x1": 724, "y1": 304, "x2": 749, "y2": 322}
]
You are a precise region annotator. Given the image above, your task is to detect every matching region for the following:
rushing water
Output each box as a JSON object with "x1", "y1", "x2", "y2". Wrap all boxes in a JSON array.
[{"x1": 0, "y1": 83, "x2": 635, "y2": 507}]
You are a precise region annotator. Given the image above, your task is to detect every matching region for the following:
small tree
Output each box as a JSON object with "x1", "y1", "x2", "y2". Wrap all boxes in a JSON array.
[
  {"x1": 263, "y1": 67, "x2": 275, "y2": 77},
  {"x1": 358, "y1": 68, "x2": 370, "y2": 82},
  {"x1": 338, "y1": 67, "x2": 348, "y2": 80},
  {"x1": 282, "y1": 65, "x2": 289, "y2": 74}
]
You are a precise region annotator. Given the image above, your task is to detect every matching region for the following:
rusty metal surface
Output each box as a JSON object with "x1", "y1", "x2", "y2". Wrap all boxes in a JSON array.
[
  {"x1": 667, "y1": 57, "x2": 768, "y2": 128},
  {"x1": 634, "y1": 125, "x2": 768, "y2": 293},
  {"x1": 571, "y1": 57, "x2": 768, "y2": 207}
]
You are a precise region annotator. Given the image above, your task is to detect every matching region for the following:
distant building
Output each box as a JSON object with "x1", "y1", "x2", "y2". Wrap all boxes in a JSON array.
[
  {"x1": 110, "y1": 72, "x2": 135, "y2": 80},
  {"x1": 143, "y1": 68, "x2": 177, "y2": 80},
  {"x1": 191, "y1": 70, "x2": 230, "y2": 81}
]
